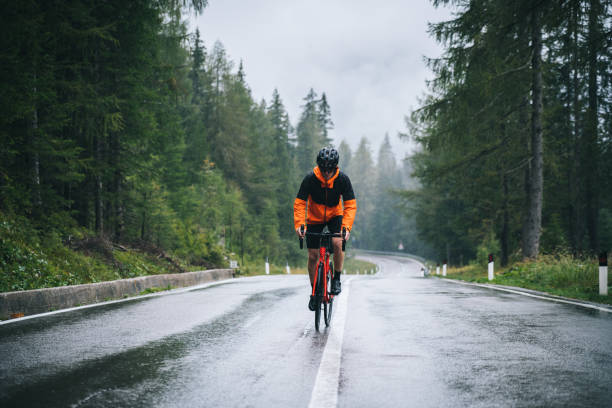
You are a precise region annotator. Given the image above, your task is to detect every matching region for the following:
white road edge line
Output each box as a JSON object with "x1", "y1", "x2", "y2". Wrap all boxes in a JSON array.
[
  {"x1": 364, "y1": 254, "x2": 611, "y2": 313},
  {"x1": 441, "y1": 278, "x2": 612, "y2": 313},
  {"x1": 308, "y1": 277, "x2": 351, "y2": 408}
]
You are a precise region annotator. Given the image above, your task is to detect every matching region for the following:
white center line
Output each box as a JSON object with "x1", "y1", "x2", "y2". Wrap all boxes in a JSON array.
[{"x1": 308, "y1": 278, "x2": 351, "y2": 408}]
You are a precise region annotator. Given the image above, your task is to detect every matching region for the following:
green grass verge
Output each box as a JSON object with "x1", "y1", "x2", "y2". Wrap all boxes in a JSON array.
[
  {"x1": 0, "y1": 213, "x2": 201, "y2": 292},
  {"x1": 343, "y1": 257, "x2": 377, "y2": 275},
  {"x1": 439, "y1": 254, "x2": 611, "y2": 305}
]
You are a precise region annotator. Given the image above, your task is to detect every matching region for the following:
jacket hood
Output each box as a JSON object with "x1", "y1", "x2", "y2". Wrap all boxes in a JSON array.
[{"x1": 313, "y1": 166, "x2": 340, "y2": 188}]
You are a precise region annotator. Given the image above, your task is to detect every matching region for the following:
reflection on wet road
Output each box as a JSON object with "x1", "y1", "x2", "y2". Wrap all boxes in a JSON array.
[
  {"x1": 343, "y1": 255, "x2": 612, "y2": 407},
  {"x1": 1, "y1": 255, "x2": 611, "y2": 407}
]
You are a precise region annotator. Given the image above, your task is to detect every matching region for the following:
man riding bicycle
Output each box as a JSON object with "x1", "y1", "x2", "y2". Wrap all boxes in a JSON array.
[{"x1": 294, "y1": 146, "x2": 357, "y2": 311}]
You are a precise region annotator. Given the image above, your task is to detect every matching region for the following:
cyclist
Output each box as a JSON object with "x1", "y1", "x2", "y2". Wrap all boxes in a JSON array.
[{"x1": 294, "y1": 146, "x2": 357, "y2": 311}]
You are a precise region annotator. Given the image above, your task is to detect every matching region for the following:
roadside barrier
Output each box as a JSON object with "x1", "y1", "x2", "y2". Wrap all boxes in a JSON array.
[{"x1": 0, "y1": 269, "x2": 233, "y2": 319}]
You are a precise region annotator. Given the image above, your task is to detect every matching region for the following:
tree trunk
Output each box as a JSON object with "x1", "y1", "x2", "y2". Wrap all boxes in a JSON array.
[
  {"x1": 30, "y1": 71, "x2": 42, "y2": 213},
  {"x1": 445, "y1": 242, "x2": 450, "y2": 266},
  {"x1": 94, "y1": 131, "x2": 103, "y2": 235},
  {"x1": 141, "y1": 192, "x2": 147, "y2": 240},
  {"x1": 111, "y1": 132, "x2": 124, "y2": 241},
  {"x1": 501, "y1": 174, "x2": 509, "y2": 266},
  {"x1": 115, "y1": 175, "x2": 124, "y2": 241},
  {"x1": 569, "y1": 0, "x2": 583, "y2": 252},
  {"x1": 522, "y1": 9, "x2": 544, "y2": 260},
  {"x1": 585, "y1": 0, "x2": 601, "y2": 251}
]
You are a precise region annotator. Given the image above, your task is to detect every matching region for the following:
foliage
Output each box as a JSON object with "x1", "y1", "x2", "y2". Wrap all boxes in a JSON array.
[
  {"x1": 0, "y1": 212, "x2": 115, "y2": 291},
  {"x1": 475, "y1": 229, "x2": 501, "y2": 269},
  {"x1": 403, "y1": 0, "x2": 612, "y2": 265},
  {"x1": 0, "y1": 0, "x2": 430, "y2": 293}
]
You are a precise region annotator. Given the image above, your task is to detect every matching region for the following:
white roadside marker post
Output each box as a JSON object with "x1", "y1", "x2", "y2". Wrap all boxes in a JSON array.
[
  {"x1": 600, "y1": 252, "x2": 608, "y2": 296},
  {"x1": 436, "y1": 264, "x2": 440, "y2": 275},
  {"x1": 343, "y1": 269, "x2": 346, "y2": 275},
  {"x1": 442, "y1": 260, "x2": 447, "y2": 277},
  {"x1": 488, "y1": 253, "x2": 494, "y2": 281},
  {"x1": 265, "y1": 257, "x2": 270, "y2": 275},
  {"x1": 286, "y1": 262, "x2": 291, "y2": 275}
]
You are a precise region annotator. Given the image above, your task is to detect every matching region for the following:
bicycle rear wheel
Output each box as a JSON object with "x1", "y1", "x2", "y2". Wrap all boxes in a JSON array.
[
  {"x1": 324, "y1": 264, "x2": 333, "y2": 326},
  {"x1": 314, "y1": 264, "x2": 324, "y2": 331}
]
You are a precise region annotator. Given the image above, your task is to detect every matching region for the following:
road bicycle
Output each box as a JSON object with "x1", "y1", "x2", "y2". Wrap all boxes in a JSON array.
[{"x1": 299, "y1": 225, "x2": 346, "y2": 331}]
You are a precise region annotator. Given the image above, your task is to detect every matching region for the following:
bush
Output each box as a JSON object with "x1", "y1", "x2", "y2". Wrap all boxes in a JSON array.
[
  {"x1": 0, "y1": 215, "x2": 51, "y2": 291},
  {"x1": 0, "y1": 213, "x2": 113, "y2": 291},
  {"x1": 475, "y1": 230, "x2": 500, "y2": 269},
  {"x1": 501, "y1": 254, "x2": 597, "y2": 290}
]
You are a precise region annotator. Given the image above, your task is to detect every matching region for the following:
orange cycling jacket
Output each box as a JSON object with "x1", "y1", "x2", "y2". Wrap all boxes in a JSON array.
[{"x1": 293, "y1": 166, "x2": 357, "y2": 232}]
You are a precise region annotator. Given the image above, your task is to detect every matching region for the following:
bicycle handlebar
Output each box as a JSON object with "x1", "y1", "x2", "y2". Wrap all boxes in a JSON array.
[{"x1": 299, "y1": 225, "x2": 346, "y2": 252}]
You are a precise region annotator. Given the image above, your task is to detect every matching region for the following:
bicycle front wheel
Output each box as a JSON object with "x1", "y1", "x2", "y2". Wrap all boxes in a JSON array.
[
  {"x1": 314, "y1": 263, "x2": 324, "y2": 331},
  {"x1": 324, "y1": 265, "x2": 333, "y2": 327}
]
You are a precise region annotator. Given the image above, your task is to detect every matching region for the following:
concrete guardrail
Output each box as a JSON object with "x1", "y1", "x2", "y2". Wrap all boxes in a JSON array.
[{"x1": 0, "y1": 269, "x2": 234, "y2": 320}]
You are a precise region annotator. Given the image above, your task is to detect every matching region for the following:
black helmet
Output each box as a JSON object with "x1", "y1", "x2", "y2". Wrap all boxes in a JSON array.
[{"x1": 316, "y1": 146, "x2": 339, "y2": 170}]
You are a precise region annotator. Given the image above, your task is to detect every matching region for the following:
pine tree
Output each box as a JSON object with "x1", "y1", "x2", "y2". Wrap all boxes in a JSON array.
[
  {"x1": 318, "y1": 92, "x2": 334, "y2": 145},
  {"x1": 268, "y1": 89, "x2": 296, "y2": 238},
  {"x1": 296, "y1": 88, "x2": 324, "y2": 175},
  {"x1": 190, "y1": 29, "x2": 206, "y2": 105},
  {"x1": 338, "y1": 140, "x2": 352, "y2": 170},
  {"x1": 349, "y1": 138, "x2": 375, "y2": 249},
  {"x1": 373, "y1": 135, "x2": 399, "y2": 250}
]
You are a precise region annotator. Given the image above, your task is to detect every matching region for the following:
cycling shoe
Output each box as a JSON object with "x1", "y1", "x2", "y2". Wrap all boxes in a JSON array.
[
  {"x1": 308, "y1": 295, "x2": 316, "y2": 311},
  {"x1": 331, "y1": 278, "x2": 341, "y2": 295}
]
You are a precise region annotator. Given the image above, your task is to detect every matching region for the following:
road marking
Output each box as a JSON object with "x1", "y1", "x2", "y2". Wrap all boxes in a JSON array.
[
  {"x1": 308, "y1": 278, "x2": 351, "y2": 408},
  {"x1": 441, "y1": 278, "x2": 612, "y2": 313}
]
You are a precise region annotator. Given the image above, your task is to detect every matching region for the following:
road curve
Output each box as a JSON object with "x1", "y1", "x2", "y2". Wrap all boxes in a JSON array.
[{"x1": 1, "y1": 254, "x2": 611, "y2": 407}]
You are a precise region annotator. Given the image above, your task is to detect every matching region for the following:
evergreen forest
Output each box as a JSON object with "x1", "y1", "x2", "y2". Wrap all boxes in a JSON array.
[
  {"x1": 0, "y1": 0, "x2": 417, "y2": 292},
  {"x1": 1, "y1": 0, "x2": 611, "y2": 294},
  {"x1": 406, "y1": 0, "x2": 612, "y2": 266}
]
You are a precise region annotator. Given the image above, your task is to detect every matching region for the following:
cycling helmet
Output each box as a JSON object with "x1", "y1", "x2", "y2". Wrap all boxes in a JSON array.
[{"x1": 316, "y1": 146, "x2": 339, "y2": 170}]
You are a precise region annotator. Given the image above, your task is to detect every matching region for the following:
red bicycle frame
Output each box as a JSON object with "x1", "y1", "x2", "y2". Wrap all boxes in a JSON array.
[
  {"x1": 311, "y1": 245, "x2": 333, "y2": 303},
  {"x1": 299, "y1": 225, "x2": 345, "y2": 303}
]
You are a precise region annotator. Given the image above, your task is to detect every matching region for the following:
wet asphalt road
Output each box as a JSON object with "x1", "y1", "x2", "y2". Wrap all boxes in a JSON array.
[{"x1": 1, "y1": 254, "x2": 611, "y2": 407}]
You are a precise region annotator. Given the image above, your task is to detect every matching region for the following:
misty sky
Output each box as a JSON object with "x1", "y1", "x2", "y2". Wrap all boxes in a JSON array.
[{"x1": 191, "y1": 0, "x2": 453, "y2": 161}]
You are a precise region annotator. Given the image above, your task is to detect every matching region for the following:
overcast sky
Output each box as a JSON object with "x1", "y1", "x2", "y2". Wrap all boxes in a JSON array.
[{"x1": 190, "y1": 0, "x2": 453, "y2": 161}]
